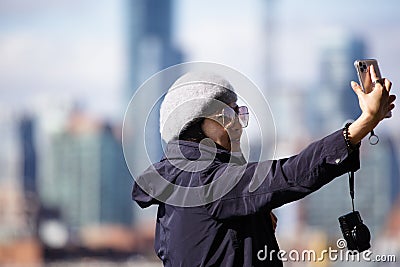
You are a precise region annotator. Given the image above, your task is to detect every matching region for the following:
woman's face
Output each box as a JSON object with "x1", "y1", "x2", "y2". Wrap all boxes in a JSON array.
[{"x1": 201, "y1": 102, "x2": 243, "y2": 152}]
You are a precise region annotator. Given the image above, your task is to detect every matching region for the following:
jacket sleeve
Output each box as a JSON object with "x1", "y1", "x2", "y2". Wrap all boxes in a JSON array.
[{"x1": 205, "y1": 129, "x2": 360, "y2": 219}]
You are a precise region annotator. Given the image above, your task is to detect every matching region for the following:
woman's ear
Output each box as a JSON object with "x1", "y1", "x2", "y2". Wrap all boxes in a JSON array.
[
  {"x1": 201, "y1": 118, "x2": 210, "y2": 138},
  {"x1": 202, "y1": 118, "x2": 223, "y2": 139},
  {"x1": 201, "y1": 118, "x2": 231, "y2": 151}
]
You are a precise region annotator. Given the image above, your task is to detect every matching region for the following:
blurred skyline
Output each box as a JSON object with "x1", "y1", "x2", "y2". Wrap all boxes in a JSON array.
[{"x1": 1, "y1": 0, "x2": 400, "y2": 121}]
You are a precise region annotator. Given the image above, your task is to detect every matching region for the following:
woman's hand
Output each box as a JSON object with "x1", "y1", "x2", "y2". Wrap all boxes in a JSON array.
[
  {"x1": 352, "y1": 65, "x2": 395, "y2": 123},
  {"x1": 348, "y1": 65, "x2": 396, "y2": 145}
]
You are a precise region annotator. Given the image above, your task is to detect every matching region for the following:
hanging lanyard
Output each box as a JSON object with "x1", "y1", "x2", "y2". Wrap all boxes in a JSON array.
[{"x1": 348, "y1": 171, "x2": 355, "y2": 212}]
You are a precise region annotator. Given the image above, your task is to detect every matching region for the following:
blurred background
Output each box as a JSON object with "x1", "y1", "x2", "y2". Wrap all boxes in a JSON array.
[{"x1": 1, "y1": 0, "x2": 399, "y2": 266}]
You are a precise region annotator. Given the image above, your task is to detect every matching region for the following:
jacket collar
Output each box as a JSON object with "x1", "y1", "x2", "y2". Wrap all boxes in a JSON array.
[{"x1": 162, "y1": 139, "x2": 246, "y2": 165}]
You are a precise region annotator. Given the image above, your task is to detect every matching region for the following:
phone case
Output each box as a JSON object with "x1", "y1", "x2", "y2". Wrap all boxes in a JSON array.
[{"x1": 354, "y1": 59, "x2": 382, "y2": 93}]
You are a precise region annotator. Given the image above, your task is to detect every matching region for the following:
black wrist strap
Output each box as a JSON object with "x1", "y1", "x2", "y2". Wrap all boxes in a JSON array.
[
  {"x1": 343, "y1": 122, "x2": 361, "y2": 152},
  {"x1": 348, "y1": 171, "x2": 355, "y2": 212}
]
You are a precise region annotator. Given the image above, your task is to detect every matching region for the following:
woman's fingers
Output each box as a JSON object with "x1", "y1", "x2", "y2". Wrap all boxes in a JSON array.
[
  {"x1": 351, "y1": 75, "x2": 395, "y2": 121},
  {"x1": 369, "y1": 66, "x2": 391, "y2": 93},
  {"x1": 351, "y1": 81, "x2": 364, "y2": 96},
  {"x1": 384, "y1": 78, "x2": 392, "y2": 92},
  {"x1": 370, "y1": 65, "x2": 379, "y2": 83}
]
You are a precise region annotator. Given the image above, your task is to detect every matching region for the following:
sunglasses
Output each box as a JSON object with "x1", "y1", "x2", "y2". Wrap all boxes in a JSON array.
[{"x1": 211, "y1": 106, "x2": 249, "y2": 128}]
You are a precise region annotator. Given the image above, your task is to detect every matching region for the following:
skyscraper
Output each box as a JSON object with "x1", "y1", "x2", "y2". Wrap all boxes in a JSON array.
[
  {"x1": 39, "y1": 110, "x2": 133, "y2": 228},
  {"x1": 128, "y1": 0, "x2": 183, "y2": 98},
  {"x1": 99, "y1": 123, "x2": 133, "y2": 225},
  {"x1": 19, "y1": 116, "x2": 37, "y2": 195},
  {"x1": 127, "y1": 0, "x2": 184, "y2": 222}
]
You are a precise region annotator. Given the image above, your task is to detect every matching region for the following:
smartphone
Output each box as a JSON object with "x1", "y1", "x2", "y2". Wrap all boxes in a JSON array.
[
  {"x1": 354, "y1": 59, "x2": 382, "y2": 93},
  {"x1": 354, "y1": 59, "x2": 391, "y2": 118}
]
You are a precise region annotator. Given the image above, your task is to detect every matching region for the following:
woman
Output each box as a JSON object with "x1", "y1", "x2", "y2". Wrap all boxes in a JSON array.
[{"x1": 132, "y1": 68, "x2": 395, "y2": 266}]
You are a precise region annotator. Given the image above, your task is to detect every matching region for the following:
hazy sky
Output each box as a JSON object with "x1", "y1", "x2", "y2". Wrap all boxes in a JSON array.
[
  {"x1": 0, "y1": 0, "x2": 128, "y2": 119},
  {"x1": 1, "y1": 0, "x2": 400, "y2": 120},
  {"x1": 176, "y1": 0, "x2": 400, "y2": 87}
]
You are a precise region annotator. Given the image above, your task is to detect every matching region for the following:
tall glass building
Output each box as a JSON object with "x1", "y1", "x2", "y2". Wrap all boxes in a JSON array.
[
  {"x1": 39, "y1": 111, "x2": 133, "y2": 229},
  {"x1": 126, "y1": 0, "x2": 184, "y2": 223}
]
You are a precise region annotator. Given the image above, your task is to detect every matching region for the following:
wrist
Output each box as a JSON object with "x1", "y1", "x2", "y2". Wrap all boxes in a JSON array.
[
  {"x1": 343, "y1": 122, "x2": 361, "y2": 151},
  {"x1": 359, "y1": 112, "x2": 379, "y2": 132},
  {"x1": 347, "y1": 113, "x2": 379, "y2": 145}
]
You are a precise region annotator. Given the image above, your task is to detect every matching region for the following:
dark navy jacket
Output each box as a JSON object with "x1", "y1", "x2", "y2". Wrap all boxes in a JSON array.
[{"x1": 132, "y1": 130, "x2": 360, "y2": 266}]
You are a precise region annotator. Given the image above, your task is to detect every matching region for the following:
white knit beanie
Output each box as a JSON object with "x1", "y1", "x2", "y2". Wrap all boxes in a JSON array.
[{"x1": 160, "y1": 72, "x2": 237, "y2": 143}]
